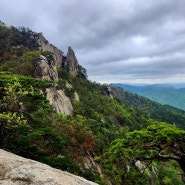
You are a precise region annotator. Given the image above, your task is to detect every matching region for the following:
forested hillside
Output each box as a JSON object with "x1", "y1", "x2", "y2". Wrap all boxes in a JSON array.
[
  {"x1": 1, "y1": 23, "x2": 185, "y2": 185},
  {"x1": 112, "y1": 83, "x2": 185, "y2": 111},
  {"x1": 109, "y1": 86, "x2": 185, "y2": 129}
]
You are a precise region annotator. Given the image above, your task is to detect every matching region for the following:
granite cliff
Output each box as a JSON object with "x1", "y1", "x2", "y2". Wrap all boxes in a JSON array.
[
  {"x1": 37, "y1": 33, "x2": 80, "y2": 77},
  {"x1": 62, "y1": 47, "x2": 79, "y2": 77},
  {"x1": 34, "y1": 33, "x2": 84, "y2": 115}
]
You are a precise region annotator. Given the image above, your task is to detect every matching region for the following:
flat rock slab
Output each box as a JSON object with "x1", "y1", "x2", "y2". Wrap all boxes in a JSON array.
[{"x1": 0, "y1": 149, "x2": 98, "y2": 185}]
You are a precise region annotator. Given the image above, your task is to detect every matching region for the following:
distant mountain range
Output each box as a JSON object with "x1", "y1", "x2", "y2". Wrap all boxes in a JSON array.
[{"x1": 111, "y1": 83, "x2": 185, "y2": 111}]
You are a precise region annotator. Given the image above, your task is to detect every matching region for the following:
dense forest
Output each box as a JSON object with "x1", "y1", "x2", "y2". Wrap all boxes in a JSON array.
[{"x1": 0, "y1": 22, "x2": 185, "y2": 185}]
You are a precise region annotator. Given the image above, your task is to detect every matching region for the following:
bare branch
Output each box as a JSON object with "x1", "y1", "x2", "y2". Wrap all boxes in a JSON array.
[
  {"x1": 158, "y1": 152, "x2": 181, "y2": 160},
  {"x1": 142, "y1": 144, "x2": 160, "y2": 151}
]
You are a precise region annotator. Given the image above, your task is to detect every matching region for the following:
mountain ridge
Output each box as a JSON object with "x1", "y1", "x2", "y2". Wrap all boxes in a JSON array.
[
  {"x1": 1, "y1": 22, "x2": 185, "y2": 184},
  {"x1": 112, "y1": 83, "x2": 185, "y2": 111}
]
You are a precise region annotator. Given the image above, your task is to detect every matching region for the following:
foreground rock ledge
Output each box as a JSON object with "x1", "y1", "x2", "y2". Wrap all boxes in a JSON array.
[{"x1": 0, "y1": 149, "x2": 98, "y2": 185}]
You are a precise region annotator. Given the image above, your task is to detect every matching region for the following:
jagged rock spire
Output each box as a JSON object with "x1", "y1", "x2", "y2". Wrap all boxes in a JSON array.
[{"x1": 62, "y1": 47, "x2": 79, "y2": 77}]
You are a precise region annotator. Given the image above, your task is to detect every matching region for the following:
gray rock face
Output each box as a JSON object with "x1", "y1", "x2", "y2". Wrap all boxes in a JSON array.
[
  {"x1": 37, "y1": 34, "x2": 80, "y2": 77},
  {"x1": 35, "y1": 34, "x2": 81, "y2": 115},
  {"x1": 35, "y1": 55, "x2": 58, "y2": 81},
  {"x1": 62, "y1": 47, "x2": 79, "y2": 77},
  {"x1": 46, "y1": 87, "x2": 73, "y2": 115},
  {"x1": 37, "y1": 33, "x2": 63, "y2": 67},
  {"x1": 0, "y1": 149, "x2": 98, "y2": 185}
]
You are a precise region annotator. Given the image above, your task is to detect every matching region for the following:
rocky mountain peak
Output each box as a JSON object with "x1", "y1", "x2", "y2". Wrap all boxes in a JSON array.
[
  {"x1": 62, "y1": 47, "x2": 79, "y2": 77},
  {"x1": 35, "y1": 36, "x2": 82, "y2": 114},
  {"x1": 37, "y1": 33, "x2": 81, "y2": 77}
]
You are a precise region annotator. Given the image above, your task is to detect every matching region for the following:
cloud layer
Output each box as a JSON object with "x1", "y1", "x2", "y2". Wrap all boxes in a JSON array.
[{"x1": 1, "y1": 0, "x2": 185, "y2": 84}]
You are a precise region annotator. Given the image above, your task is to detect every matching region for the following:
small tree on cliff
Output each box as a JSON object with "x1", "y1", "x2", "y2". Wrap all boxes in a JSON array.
[{"x1": 102, "y1": 122, "x2": 185, "y2": 184}]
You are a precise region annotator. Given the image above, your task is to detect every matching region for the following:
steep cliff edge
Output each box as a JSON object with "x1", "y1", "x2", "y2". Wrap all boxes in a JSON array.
[
  {"x1": 35, "y1": 33, "x2": 83, "y2": 114},
  {"x1": 0, "y1": 149, "x2": 98, "y2": 185},
  {"x1": 37, "y1": 33, "x2": 64, "y2": 68},
  {"x1": 34, "y1": 53, "x2": 74, "y2": 115},
  {"x1": 37, "y1": 33, "x2": 81, "y2": 77},
  {"x1": 62, "y1": 47, "x2": 79, "y2": 77}
]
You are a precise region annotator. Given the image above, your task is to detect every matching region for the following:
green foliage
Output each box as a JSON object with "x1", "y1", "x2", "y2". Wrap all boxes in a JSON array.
[
  {"x1": 77, "y1": 65, "x2": 88, "y2": 78},
  {"x1": 0, "y1": 72, "x2": 52, "y2": 89},
  {"x1": 0, "y1": 113, "x2": 27, "y2": 125},
  {"x1": 0, "y1": 50, "x2": 40, "y2": 76},
  {"x1": 157, "y1": 161, "x2": 184, "y2": 185},
  {"x1": 39, "y1": 156, "x2": 80, "y2": 173},
  {"x1": 40, "y1": 51, "x2": 54, "y2": 65},
  {"x1": 114, "y1": 83, "x2": 185, "y2": 111},
  {"x1": 0, "y1": 25, "x2": 40, "y2": 76},
  {"x1": 57, "y1": 68, "x2": 70, "y2": 80},
  {"x1": 0, "y1": 78, "x2": 34, "y2": 148},
  {"x1": 111, "y1": 86, "x2": 185, "y2": 129},
  {"x1": 102, "y1": 122, "x2": 185, "y2": 184}
]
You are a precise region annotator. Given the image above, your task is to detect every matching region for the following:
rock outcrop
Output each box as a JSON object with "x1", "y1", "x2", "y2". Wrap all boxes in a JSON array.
[
  {"x1": 35, "y1": 34, "x2": 83, "y2": 115},
  {"x1": 37, "y1": 34, "x2": 80, "y2": 77},
  {"x1": 46, "y1": 87, "x2": 73, "y2": 115},
  {"x1": 37, "y1": 33, "x2": 64, "y2": 67},
  {"x1": 35, "y1": 55, "x2": 58, "y2": 81},
  {"x1": 62, "y1": 47, "x2": 79, "y2": 77},
  {"x1": 0, "y1": 149, "x2": 98, "y2": 185}
]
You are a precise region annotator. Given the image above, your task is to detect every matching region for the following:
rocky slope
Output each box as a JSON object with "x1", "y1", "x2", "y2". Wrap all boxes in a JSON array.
[
  {"x1": 37, "y1": 32, "x2": 64, "y2": 68},
  {"x1": 37, "y1": 33, "x2": 80, "y2": 77},
  {"x1": 62, "y1": 47, "x2": 80, "y2": 77},
  {"x1": 0, "y1": 149, "x2": 98, "y2": 185},
  {"x1": 35, "y1": 33, "x2": 83, "y2": 115},
  {"x1": 35, "y1": 55, "x2": 58, "y2": 81},
  {"x1": 46, "y1": 87, "x2": 73, "y2": 115}
]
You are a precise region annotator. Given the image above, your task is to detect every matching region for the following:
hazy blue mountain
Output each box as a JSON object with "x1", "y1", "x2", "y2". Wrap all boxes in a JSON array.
[{"x1": 111, "y1": 83, "x2": 185, "y2": 111}]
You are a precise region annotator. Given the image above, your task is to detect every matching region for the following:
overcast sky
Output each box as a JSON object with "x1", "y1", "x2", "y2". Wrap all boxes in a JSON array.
[{"x1": 1, "y1": 0, "x2": 185, "y2": 84}]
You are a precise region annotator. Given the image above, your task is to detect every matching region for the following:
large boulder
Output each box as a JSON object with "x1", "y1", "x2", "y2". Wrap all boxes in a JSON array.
[{"x1": 0, "y1": 149, "x2": 98, "y2": 185}]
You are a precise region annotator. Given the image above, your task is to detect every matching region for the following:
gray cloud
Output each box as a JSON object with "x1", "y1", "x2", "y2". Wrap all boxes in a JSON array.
[{"x1": 1, "y1": 0, "x2": 185, "y2": 84}]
